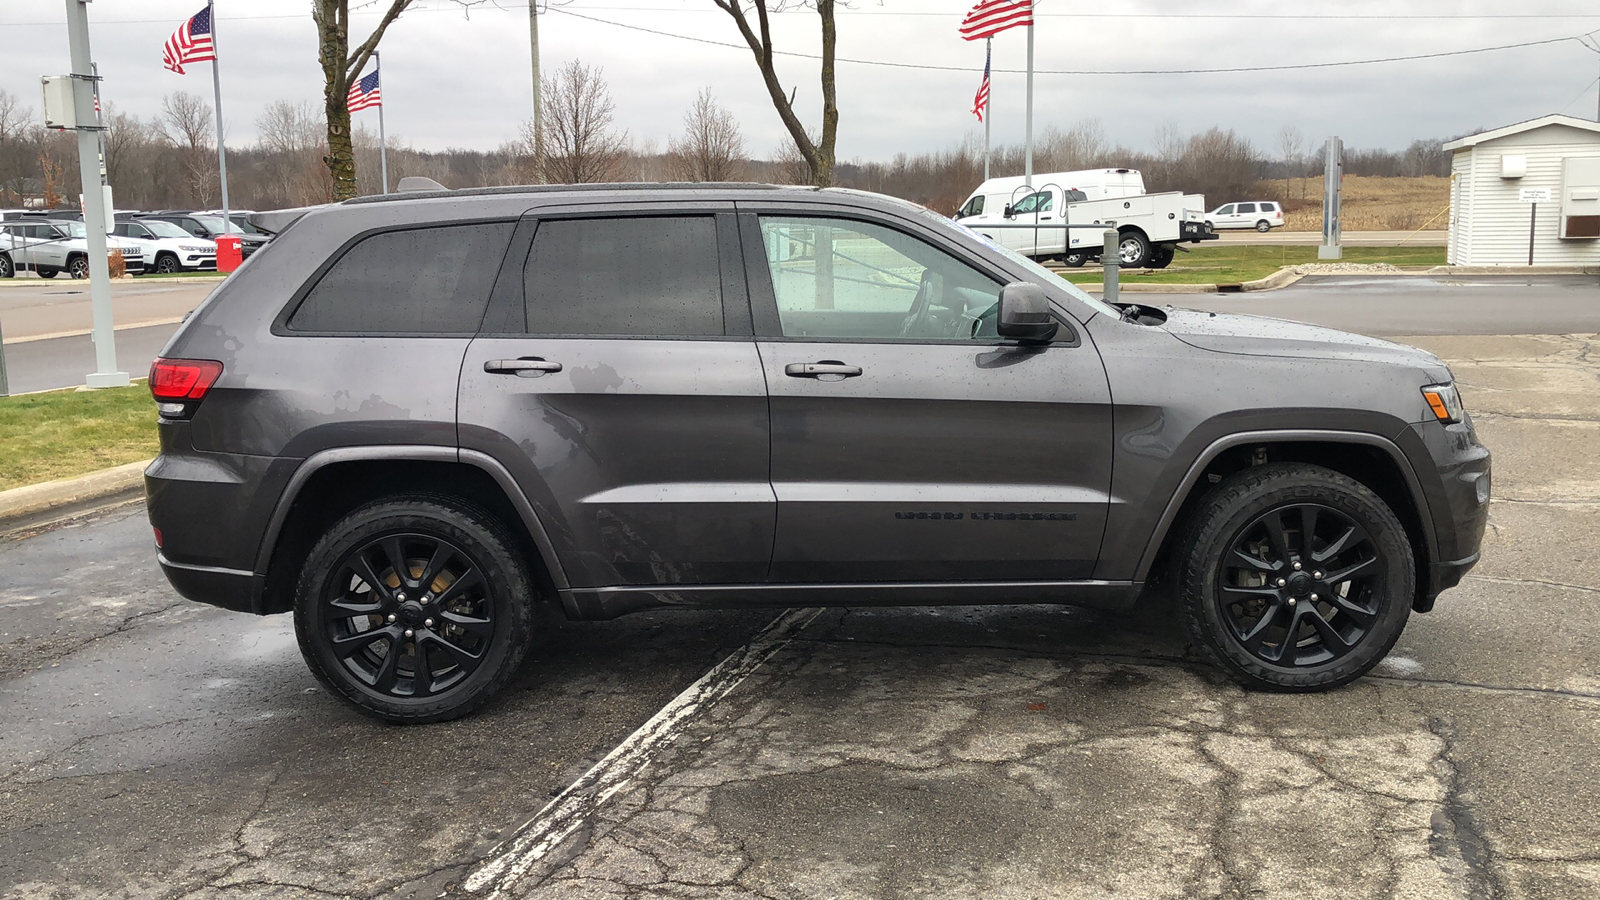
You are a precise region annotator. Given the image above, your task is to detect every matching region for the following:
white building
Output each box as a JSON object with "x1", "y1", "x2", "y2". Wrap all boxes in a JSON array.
[{"x1": 1444, "y1": 114, "x2": 1600, "y2": 266}]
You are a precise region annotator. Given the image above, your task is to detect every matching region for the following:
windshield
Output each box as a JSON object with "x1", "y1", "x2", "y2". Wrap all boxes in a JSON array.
[
  {"x1": 229, "y1": 215, "x2": 266, "y2": 235},
  {"x1": 143, "y1": 219, "x2": 194, "y2": 239},
  {"x1": 194, "y1": 215, "x2": 245, "y2": 235},
  {"x1": 63, "y1": 221, "x2": 87, "y2": 238},
  {"x1": 912, "y1": 206, "x2": 1119, "y2": 318}
]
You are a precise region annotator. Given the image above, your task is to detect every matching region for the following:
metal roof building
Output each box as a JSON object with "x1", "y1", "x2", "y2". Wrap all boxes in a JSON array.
[{"x1": 1444, "y1": 115, "x2": 1600, "y2": 266}]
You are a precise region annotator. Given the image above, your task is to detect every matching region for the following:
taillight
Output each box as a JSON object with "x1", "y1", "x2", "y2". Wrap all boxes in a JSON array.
[{"x1": 149, "y1": 358, "x2": 222, "y2": 417}]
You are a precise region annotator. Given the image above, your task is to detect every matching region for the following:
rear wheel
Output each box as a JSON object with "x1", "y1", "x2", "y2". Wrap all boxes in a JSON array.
[
  {"x1": 1148, "y1": 245, "x2": 1176, "y2": 269},
  {"x1": 1117, "y1": 231, "x2": 1151, "y2": 268},
  {"x1": 0, "y1": 254, "x2": 12, "y2": 278},
  {"x1": 1061, "y1": 252, "x2": 1087, "y2": 268},
  {"x1": 1176, "y1": 463, "x2": 1414, "y2": 691},
  {"x1": 1255, "y1": 220, "x2": 1272, "y2": 233},
  {"x1": 294, "y1": 495, "x2": 536, "y2": 723},
  {"x1": 37, "y1": 267, "x2": 58, "y2": 279}
]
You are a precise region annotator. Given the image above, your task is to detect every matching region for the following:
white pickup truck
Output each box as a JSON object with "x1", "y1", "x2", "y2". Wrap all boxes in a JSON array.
[
  {"x1": 953, "y1": 168, "x2": 1216, "y2": 268},
  {"x1": 0, "y1": 218, "x2": 145, "y2": 279}
]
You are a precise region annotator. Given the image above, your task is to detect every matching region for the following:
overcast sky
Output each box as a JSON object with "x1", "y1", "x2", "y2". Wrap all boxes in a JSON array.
[{"x1": 4, "y1": 0, "x2": 1599, "y2": 162}]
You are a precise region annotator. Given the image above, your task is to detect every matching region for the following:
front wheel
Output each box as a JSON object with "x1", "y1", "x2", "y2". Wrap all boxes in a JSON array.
[
  {"x1": 68, "y1": 256, "x2": 89, "y2": 279},
  {"x1": 294, "y1": 495, "x2": 536, "y2": 723},
  {"x1": 1255, "y1": 220, "x2": 1273, "y2": 233},
  {"x1": 1176, "y1": 463, "x2": 1414, "y2": 691},
  {"x1": 1117, "y1": 232, "x2": 1151, "y2": 268},
  {"x1": 154, "y1": 253, "x2": 180, "y2": 274}
]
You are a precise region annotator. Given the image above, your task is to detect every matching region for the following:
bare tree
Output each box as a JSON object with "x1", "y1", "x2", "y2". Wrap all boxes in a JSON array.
[
  {"x1": 770, "y1": 138, "x2": 812, "y2": 185},
  {"x1": 0, "y1": 89, "x2": 28, "y2": 146},
  {"x1": 667, "y1": 88, "x2": 746, "y2": 182},
  {"x1": 1277, "y1": 125, "x2": 1303, "y2": 200},
  {"x1": 312, "y1": 0, "x2": 413, "y2": 200},
  {"x1": 158, "y1": 91, "x2": 219, "y2": 206},
  {"x1": 711, "y1": 0, "x2": 838, "y2": 187},
  {"x1": 530, "y1": 60, "x2": 629, "y2": 184},
  {"x1": 101, "y1": 106, "x2": 149, "y2": 193},
  {"x1": 256, "y1": 101, "x2": 330, "y2": 206}
]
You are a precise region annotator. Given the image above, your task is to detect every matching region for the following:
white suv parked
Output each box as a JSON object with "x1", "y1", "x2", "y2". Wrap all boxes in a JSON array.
[
  {"x1": 1206, "y1": 201, "x2": 1284, "y2": 232},
  {"x1": 0, "y1": 219, "x2": 145, "y2": 279},
  {"x1": 113, "y1": 219, "x2": 217, "y2": 273}
]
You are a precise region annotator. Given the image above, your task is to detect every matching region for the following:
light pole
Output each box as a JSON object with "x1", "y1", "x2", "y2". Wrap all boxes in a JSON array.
[
  {"x1": 64, "y1": 0, "x2": 127, "y2": 389},
  {"x1": 528, "y1": 0, "x2": 542, "y2": 181}
]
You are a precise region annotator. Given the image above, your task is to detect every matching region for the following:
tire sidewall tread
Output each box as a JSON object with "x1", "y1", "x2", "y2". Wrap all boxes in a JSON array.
[{"x1": 1176, "y1": 463, "x2": 1414, "y2": 692}]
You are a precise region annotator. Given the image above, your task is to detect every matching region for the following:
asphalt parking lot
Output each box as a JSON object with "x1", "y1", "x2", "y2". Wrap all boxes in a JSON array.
[{"x1": 1, "y1": 290, "x2": 1598, "y2": 898}]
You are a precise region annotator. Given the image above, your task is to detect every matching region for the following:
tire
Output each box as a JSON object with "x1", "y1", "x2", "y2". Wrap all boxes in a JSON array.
[
  {"x1": 1061, "y1": 252, "x2": 1087, "y2": 268},
  {"x1": 67, "y1": 255, "x2": 89, "y2": 279},
  {"x1": 1117, "y1": 231, "x2": 1151, "y2": 268},
  {"x1": 37, "y1": 267, "x2": 58, "y2": 279},
  {"x1": 0, "y1": 254, "x2": 12, "y2": 279},
  {"x1": 294, "y1": 495, "x2": 536, "y2": 724},
  {"x1": 1148, "y1": 246, "x2": 1176, "y2": 269},
  {"x1": 1255, "y1": 220, "x2": 1272, "y2": 233},
  {"x1": 154, "y1": 253, "x2": 180, "y2": 274},
  {"x1": 1175, "y1": 463, "x2": 1414, "y2": 692}
]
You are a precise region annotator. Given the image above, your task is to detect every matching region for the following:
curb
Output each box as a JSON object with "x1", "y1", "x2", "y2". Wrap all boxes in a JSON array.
[
  {"x1": 1423, "y1": 265, "x2": 1600, "y2": 276},
  {"x1": 0, "y1": 460, "x2": 150, "y2": 537},
  {"x1": 1078, "y1": 282, "x2": 1219, "y2": 294},
  {"x1": 1240, "y1": 268, "x2": 1305, "y2": 292}
]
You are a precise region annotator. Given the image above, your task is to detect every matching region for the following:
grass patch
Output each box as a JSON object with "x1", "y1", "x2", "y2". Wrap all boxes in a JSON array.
[
  {"x1": 0, "y1": 384, "x2": 157, "y2": 492},
  {"x1": 1058, "y1": 245, "x2": 1449, "y2": 286}
]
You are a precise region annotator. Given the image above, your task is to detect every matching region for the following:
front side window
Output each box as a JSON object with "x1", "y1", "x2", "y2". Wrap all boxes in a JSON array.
[
  {"x1": 521, "y1": 216, "x2": 724, "y2": 337},
  {"x1": 288, "y1": 221, "x2": 514, "y2": 334},
  {"x1": 759, "y1": 216, "x2": 1004, "y2": 342},
  {"x1": 1010, "y1": 192, "x2": 1053, "y2": 216},
  {"x1": 1215, "y1": 204, "x2": 1235, "y2": 216},
  {"x1": 958, "y1": 195, "x2": 985, "y2": 218}
]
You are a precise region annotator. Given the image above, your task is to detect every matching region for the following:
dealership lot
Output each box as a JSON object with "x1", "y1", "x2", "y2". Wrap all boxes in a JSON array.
[{"x1": 1, "y1": 285, "x2": 1597, "y2": 898}]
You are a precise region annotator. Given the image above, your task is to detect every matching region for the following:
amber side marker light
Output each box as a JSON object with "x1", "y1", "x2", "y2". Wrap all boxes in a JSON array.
[{"x1": 1421, "y1": 383, "x2": 1464, "y2": 424}]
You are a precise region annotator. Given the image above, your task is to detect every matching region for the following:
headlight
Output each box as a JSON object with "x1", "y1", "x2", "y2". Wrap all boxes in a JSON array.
[
  {"x1": 1421, "y1": 383, "x2": 1465, "y2": 424},
  {"x1": 181, "y1": 244, "x2": 212, "y2": 253}
]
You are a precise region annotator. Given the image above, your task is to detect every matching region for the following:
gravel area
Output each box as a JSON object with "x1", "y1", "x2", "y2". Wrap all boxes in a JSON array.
[{"x1": 1288, "y1": 262, "x2": 1405, "y2": 274}]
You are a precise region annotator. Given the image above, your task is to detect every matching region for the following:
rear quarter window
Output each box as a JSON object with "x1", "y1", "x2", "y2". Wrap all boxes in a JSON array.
[{"x1": 288, "y1": 221, "x2": 515, "y2": 334}]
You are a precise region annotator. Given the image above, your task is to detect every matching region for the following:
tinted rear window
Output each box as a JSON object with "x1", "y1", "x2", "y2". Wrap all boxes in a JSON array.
[
  {"x1": 521, "y1": 216, "x2": 723, "y2": 336},
  {"x1": 289, "y1": 222, "x2": 514, "y2": 334},
  {"x1": 1237, "y1": 203, "x2": 1257, "y2": 213}
]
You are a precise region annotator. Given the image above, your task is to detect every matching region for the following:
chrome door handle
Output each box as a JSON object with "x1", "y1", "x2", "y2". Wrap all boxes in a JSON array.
[
  {"x1": 484, "y1": 357, "x2": 563, "y2": 376},
  {"x1": 785, "y1": 361, "x2": 862, "y2": 378}
]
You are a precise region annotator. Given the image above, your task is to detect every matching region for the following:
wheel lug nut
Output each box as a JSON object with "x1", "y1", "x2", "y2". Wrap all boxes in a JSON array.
[
  {"x1": 1313, "y1": 571, "x2": 1323, "y2": 579},
  {"x1": 1287, "y1": 597, "x2": 1297, "y2": 606},
  {"x1": 424, "y1": 618, "x2": 434, "y2": 628},
  {"x1": 404, "y1": 629, "x2": 414, "y2": 638},
  {"x1": 397, "y1": 592, "x2": 407, "y2": 602},
  {"x1": 1292, "y1": 561, "x2": 1302, "y2": 571},
  {"x1": 1309, "y1": 593, "x2": 1318, "y2": 601},
  {"x1": 386, "y1": 614, "x2": 397, "y2": 623},
  {"x1": 1276, "y1": 578, "x2": 1287, "y2": 587}
]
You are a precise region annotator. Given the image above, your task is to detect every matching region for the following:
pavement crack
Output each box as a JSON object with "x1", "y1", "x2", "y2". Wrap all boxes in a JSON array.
[
  {"x1": 1465, "y1": 573, "x2": 1600, "y2": 596},
  {"x1": 1427, "y1": 717, "x2": 1505, "y2": 900}
]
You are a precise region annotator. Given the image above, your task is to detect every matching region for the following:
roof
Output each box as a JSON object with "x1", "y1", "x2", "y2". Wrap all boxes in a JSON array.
[
  {"x1": 1442, "y1": 114, "x2": 1600, "y2": 151},
  {"x1": 342, "y1": 181, "x2": 802, "y2": 206}
]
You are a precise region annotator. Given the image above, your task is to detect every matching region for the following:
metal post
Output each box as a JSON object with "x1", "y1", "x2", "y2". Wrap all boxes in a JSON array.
[
  {"x1": 208, "y1": 0, "x2": 230, "y2": 228},
  {"x1": 1318, "y1": 135, "x2": 1343, "y2": 260},
  {"x1": 1528, "y1": 202, "x2": 1537, "y2": 266},
  {"x1": 1024, "y1": 22, "x2": 1034, "y2": 183},
  {"x1": 375, "y1": 51, "x2": 389, "y2": 194},
  {"x1": 92, "y1": 61, "x2": 106, "y2": 184},
  {"x1": 529, "y1": 0, "x2": 542, "y2": 180},
  {"x1": 1101, "y1": 228, "x2": 1119, "y2": 306},
  {"x1": 0, "y1": 314, "x2": 9, "y2": 397},
  {"x1": 65, "y1": 0, "x2": 127, "y2": 388}
]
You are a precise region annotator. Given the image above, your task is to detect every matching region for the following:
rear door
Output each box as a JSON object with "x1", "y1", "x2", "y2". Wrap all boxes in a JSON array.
[
  {"x1": 457, "y1": 204, "x2": 774, "y2": 588},
  {"x1": 741, "y1": 205, "x2": 1113, "y2": 583}
]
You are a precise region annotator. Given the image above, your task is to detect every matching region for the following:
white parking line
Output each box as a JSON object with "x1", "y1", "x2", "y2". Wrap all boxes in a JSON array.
[{"x1": 461, "y1": 606, "x2": 823, "y2": 898}]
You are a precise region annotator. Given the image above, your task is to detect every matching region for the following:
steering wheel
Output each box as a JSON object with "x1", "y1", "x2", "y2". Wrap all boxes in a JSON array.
[{"x1": 898, "y1": 270, "x2": 944, "y2": 338}]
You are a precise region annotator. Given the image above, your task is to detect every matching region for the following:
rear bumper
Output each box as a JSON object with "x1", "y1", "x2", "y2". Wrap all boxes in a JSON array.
[
  {"x1": 1182, "y1": 221, "x2": 1219, "y2": 243},
  {"x1": 157, "y1": 553, "x2": 258, "y2": 614}
]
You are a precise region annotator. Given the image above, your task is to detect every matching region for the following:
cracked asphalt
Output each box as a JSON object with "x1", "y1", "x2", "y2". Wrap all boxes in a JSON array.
[{"x1": 3, "y1": 324, "x2": 1599, "y2": 898}]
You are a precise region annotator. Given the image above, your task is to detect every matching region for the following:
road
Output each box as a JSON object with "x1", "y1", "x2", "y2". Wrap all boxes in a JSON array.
[
  {"x1": 0, "y1": 280, "x2": 216, "y2": 393},
  {"x1": 1211, "y1": 229, "x2": 1448, "y2": 246},
  {"x1": 3, "y1": 288, "x2": 1600, "y2": 899}
]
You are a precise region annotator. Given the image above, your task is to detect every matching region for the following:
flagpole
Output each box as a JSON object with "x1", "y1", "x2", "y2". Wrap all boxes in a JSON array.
[
  {"x1": 1024, "y1": 16, "x2": 1034, "y2": 184},
  {"x1": 207, "y1": 0, "x2": 230, "y2": 227},
  {"x1": 375, "y1": 51, "x2": 389, "y2": 194},
  {"x1": 984, "y1": 37, "x2": 992, "y2": 181}
]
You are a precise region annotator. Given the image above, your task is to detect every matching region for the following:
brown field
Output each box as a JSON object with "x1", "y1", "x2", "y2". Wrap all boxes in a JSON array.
[{"x1": 1253, "y1": 175, "x2": 1451, "y2": 231}]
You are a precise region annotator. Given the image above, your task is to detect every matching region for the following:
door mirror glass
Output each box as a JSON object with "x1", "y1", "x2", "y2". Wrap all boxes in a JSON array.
[{"x1": 997, "y1": 282, "x2": 1058, "y2": 342}]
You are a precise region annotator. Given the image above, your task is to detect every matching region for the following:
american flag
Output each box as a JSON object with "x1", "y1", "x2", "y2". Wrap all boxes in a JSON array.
[
  {"x1": 959, "y1": 0, "x2": 1034, "y2": 42},
  {"x1": 347, "y1": 70, "x2": 382, "y2": 113},
  {"x1": 162, "y1": 6, "x2": 216, "y2": 75},
  {"x1": 972, "y1": 44, "x2": 991, "y2": 122}
]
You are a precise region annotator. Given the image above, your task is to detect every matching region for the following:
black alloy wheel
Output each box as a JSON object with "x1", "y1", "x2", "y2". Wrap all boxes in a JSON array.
[
  {"x1": 155, "y1": 253, "x2": 180, "y2": 274},
  {"x1": 1177, "y1": 463, "x2": 1413, "y2": 691},
  {"x1": 294, "y1": 496, "x2": 534, "y2": 723}
]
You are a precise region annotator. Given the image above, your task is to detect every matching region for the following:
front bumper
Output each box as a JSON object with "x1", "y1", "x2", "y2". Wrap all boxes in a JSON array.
[{"x1": 1404, "y1": 417, "x2": 1491, "y2": 611}]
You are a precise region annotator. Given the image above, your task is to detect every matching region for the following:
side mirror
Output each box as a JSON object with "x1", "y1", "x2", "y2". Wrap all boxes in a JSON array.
[
  {"x1": 1003, "y1": 204, "x2": 1015, "y2": 219},
  {"x1": 997, "y1": 282, "x2": 1058, "y2": 342}
]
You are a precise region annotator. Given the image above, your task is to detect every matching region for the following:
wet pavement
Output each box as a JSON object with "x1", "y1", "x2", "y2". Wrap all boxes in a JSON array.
[{"x1": 2, "y1": 330, "x2": 1598, "y2": 899}]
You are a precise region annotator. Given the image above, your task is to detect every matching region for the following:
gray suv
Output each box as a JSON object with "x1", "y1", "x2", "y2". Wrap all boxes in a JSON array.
[{"x1": 144, "y1": 184, "x2": 1490, "y2": 723}]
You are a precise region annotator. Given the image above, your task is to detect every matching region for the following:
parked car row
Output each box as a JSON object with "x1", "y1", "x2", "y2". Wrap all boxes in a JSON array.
[{"x1": 0, "y1": 208, "x2": 274, "y2": 278}]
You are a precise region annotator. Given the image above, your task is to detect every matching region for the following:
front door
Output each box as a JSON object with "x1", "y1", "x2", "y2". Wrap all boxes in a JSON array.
[
  {"x1": 742, "y1": 209, "x2": 1113, "y2": 583},
  {"x1": 458, "y1": 207, "x2": 774, "y2": 588}
]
